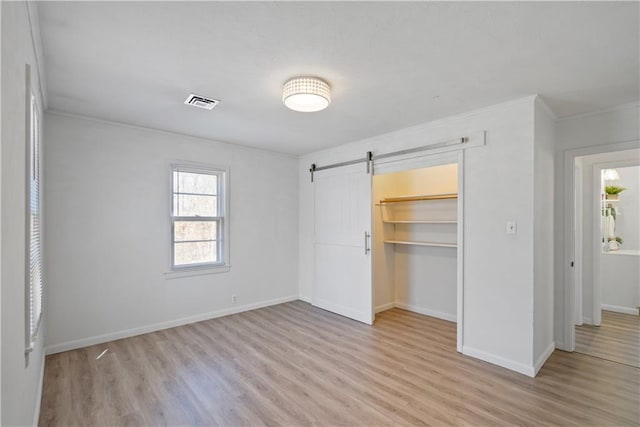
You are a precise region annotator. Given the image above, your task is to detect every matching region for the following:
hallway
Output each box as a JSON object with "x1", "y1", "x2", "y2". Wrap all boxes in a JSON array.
[{"x1": 575, "y1": 310, "x2": 640, "y2": 367}]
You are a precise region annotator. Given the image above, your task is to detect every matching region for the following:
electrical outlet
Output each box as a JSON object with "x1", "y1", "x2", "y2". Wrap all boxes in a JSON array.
[
  {"x1": 507, "y1": 221, "x2": 517, "y2": 235},
  {"x1": 232, "y1": 294, "x2": 237, "y2": 304}
]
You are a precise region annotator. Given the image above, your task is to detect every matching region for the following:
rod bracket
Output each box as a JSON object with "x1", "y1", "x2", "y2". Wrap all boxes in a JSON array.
[{"x1": 310, "y1": 164, "x2": 316, "y2": 183}]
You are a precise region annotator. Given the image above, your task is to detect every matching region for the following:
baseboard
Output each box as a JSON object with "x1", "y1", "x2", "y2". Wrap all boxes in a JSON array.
[
  {"x1": 533, "y1": 341, "x2": 555, "y2": 376},
  {"x1": 601, "y1": 304, "x2": 639, "y2": 315},
  {"x1": 582, "y1": 316, "x2": 593, "y2": 325},
  {"x1": 298, "y1": 294, "x2": 312, "y2": 304},
  {"x1": 45, "y1": 295, "x2": 299, "y2": 355},
  {"x1": 463, "y1": 345, "x2": 535, "y2": 377},
  {"x1": 33, "y1": 353, "x2": 45, "y2": 427},
  {"x1": 394, "y1": 302, "x2": 456, "y2": 322},
  {"x1": 375, "y1": 302, "x2": 395, "y2": 313}
]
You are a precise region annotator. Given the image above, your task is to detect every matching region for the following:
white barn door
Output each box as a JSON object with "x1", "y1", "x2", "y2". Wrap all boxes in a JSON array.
[{"x1": 313, "y1": 163, "x2": 373, "y2": 324}]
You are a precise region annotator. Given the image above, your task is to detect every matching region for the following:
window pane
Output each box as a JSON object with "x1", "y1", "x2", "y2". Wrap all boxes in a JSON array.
[
  {"x1": 173, "y1": 194, "x2": 217, "y2": 217},
  {"x1": 174, "y1": 241, "x2": 217, "y2": 266},
  {"x1": 174, "y1": 221, "x2": 217, "y2": 242},
  {"x1": 174, "y1": 171, "x2": 217, "y2": 195}
]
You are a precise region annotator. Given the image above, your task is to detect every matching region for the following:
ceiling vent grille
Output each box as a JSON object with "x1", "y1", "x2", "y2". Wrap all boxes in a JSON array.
[{"x1": 184, "y1": 94, "x2": 219, "y2": 110}]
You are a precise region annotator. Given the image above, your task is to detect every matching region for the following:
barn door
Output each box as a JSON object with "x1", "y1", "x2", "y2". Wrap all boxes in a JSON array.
[{"x1": 313, "y1": 163, "x2": 373, "y2": 324}]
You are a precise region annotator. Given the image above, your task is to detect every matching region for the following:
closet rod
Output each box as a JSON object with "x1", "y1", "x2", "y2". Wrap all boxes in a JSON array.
[{"x1": 309, "y1": 136, "x2": 468, "y2": 181}]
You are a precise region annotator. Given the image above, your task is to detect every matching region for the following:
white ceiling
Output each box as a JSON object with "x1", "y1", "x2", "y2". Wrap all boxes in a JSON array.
[{"x1": 37, "y1": 2, "x2": 639, "y2": 155}]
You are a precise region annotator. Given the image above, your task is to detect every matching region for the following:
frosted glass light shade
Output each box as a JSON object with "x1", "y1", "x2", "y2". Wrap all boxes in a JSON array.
[
  {"x1": 283, "y1": 77, "x2": 331, "y2": 112},
  {"x1": 603, "y1": 169, "x2": 620, "y2": 180}
]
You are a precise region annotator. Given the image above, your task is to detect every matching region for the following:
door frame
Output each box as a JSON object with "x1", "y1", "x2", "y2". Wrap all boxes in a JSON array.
[
  {"x1": 591, "y1": 159, "x2": 640, "y2": 326},
  {"x1": 573, "y1": 161, "x2": 583, "y2": 325},
  {"x1": 372, "y1": 150, "x2": 465, "y2": 352},
  {"x1": 562, "y1": 140, "x2": 639, "y2": 351}
]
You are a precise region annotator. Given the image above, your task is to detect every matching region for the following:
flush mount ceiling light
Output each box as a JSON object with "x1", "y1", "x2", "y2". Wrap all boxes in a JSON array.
[
  {"x1": 282, "y1": 77, "x2": 331, "y2": 112},
  {"x1": 603, "y1": 169, "x2": 620, "y2": 180}
]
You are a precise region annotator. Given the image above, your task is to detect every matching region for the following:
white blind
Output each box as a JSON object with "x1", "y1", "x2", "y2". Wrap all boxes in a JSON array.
[{"x1": 27, "y1": 94, "x2": 43, "y2": 350}]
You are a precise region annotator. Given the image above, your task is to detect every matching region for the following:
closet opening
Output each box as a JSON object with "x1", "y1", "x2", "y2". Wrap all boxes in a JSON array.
[{"x1": 372, "y1": 157, "x2": 463, "y2": 351}]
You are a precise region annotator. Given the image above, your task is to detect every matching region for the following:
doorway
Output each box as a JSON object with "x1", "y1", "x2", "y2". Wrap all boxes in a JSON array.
[
  {"x1": 372, "y1": 151, "x2": 464, "y2": 351},
  {"x1": 569, "y1": 147, "x2": 639, "y2": 367}
]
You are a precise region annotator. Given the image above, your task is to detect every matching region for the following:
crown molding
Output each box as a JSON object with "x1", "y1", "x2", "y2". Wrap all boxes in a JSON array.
[
  {"x1": 557, "y1": 101, "x2": 640, "y2": 122},
  {"x1": 534, "y1": 96, "x2": 558, "y2": 121},
  {"x1": 45, "y1": 109, "x2": 299, "y2": 159}
]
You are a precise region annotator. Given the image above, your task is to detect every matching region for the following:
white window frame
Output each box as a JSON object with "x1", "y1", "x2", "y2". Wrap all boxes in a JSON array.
[
  {"x1": 25, "y1": 68, "x2": 44, "y2": 355},
  {"x1": 169, "y1": 163, "x2": 230, "y2": 274}
]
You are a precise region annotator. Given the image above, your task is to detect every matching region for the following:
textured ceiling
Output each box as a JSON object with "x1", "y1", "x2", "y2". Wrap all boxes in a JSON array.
[{"x1": 38, "y1": 1, "x2": 639, "y2": 155}]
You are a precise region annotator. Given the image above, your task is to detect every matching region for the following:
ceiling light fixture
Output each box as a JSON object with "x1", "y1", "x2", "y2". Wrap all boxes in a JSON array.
[
  {"x1": 282, "y1": 77, "x2": 331, "y2": 112},
  {"x1": 603, "y1": 169, "x2": 620, "y2": 180}
]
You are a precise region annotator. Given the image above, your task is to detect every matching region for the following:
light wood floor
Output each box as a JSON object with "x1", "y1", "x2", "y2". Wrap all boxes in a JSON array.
[
  {"x1": 40, "y1": 301, "x2": 639, "y2": 426},
  {"x1": 575, "y1": 310, "x2": 640, "y2": 368}
]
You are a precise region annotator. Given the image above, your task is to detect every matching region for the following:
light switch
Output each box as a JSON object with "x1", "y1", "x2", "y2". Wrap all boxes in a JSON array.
[{"x1": 507, "y1": 221, "x2": 517, "y2": 235}]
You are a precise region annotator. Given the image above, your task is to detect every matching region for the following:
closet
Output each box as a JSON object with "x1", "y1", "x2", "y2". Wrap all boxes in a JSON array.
[
  {"x1": 373, "y1": 162, "x2": 459, "y2": 325},
  {"x1": 311, "y1": 139, "x2": 471, "y2": 351}
]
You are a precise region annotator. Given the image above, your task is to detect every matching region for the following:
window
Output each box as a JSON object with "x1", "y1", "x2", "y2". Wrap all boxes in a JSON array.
[
  {"x1": 27, "y1": 92, "x2": 43, "y2": 352},
  {"x1": 171, "y1": 165, "x2": 227, "y2": 270}
]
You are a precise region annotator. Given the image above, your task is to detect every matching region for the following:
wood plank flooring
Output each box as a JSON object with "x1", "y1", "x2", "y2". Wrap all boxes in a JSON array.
[
  {"x1": 40, "y1": 301, "x2": 640, "y2": 426},
  {"x1": 575, "y1": 310, "x2": 640, "y2": 368}
]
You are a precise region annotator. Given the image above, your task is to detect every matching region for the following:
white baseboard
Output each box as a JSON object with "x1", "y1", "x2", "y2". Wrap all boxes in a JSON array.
[
  {"x1": 582, "y1": 316, "x2": 593, "y2": 325},
  {"x1": 463, "y1": 345, "x2": 535, "y2": 377},
  {"x1": 33, "y1": 353, "x2": 45, "y2": 427},
  {"x1": 394, "y1": 302, "x2": 456, "y2": 322},
  {"x1": 533, "y1": 341, "x2": 555, "y2": 376},
  {"x1": 45, "y1": 295, "x2": 299, "y2": 355},
  {"x1": 601, "y1": 304, "x2": 639, "y2": 315},
  {"x1": 375, "y1": 302, "x2": 395, "y2": 313},
  {"x1": 298, "y1": 294, "x2": 312, "y2": 304}
]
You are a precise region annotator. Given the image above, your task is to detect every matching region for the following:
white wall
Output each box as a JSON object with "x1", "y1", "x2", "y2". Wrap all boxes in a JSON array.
[
  {"x1": 43, "y1": 113, "x2": 299, "y2": 352},
  {"x1": 532, "y1": 99, "x2": 556, "y2": 370},
  {"x1": 554, "y1": 103, "x2": 640, "y2": 347},
  {"x1": 600, "y1": 252, "x2": 639, "y2": 314},
  {"x1": 0, "y1": 3, "x2": 3, "y2": 421},
  {"x1": 1, "y1": 2, "x2": 47, "y2": 425},
  {"x1": 299, "y1": 96, "x2": 546, "y2": 376}
]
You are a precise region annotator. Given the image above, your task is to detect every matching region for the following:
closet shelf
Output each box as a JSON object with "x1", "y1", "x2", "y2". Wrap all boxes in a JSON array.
[
  {"x1": 384, "y1": 240, "x2": 457, "y2": 248},
  {"x1": 379, "y1": 193, "x2": 458, "y2": 204},
  {"x1": 383, "y1": 220, "x2": 457, "y2": 224}
]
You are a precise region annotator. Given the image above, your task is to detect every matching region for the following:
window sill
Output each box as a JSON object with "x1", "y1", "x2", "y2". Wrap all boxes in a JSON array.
[{"x1": 164, "y1": 265, "x2": 231, "y2": 279}]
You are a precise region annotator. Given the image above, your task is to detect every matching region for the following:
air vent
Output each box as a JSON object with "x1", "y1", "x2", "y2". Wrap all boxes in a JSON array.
[{"x1": 184, "y1": 94, "x2": 219, "y2": 110}]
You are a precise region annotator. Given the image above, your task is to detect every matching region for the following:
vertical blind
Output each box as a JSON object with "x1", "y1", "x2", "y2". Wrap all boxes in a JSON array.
[{"x1": 27, "y1": 93, "x2": 43, "y2": 351}]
